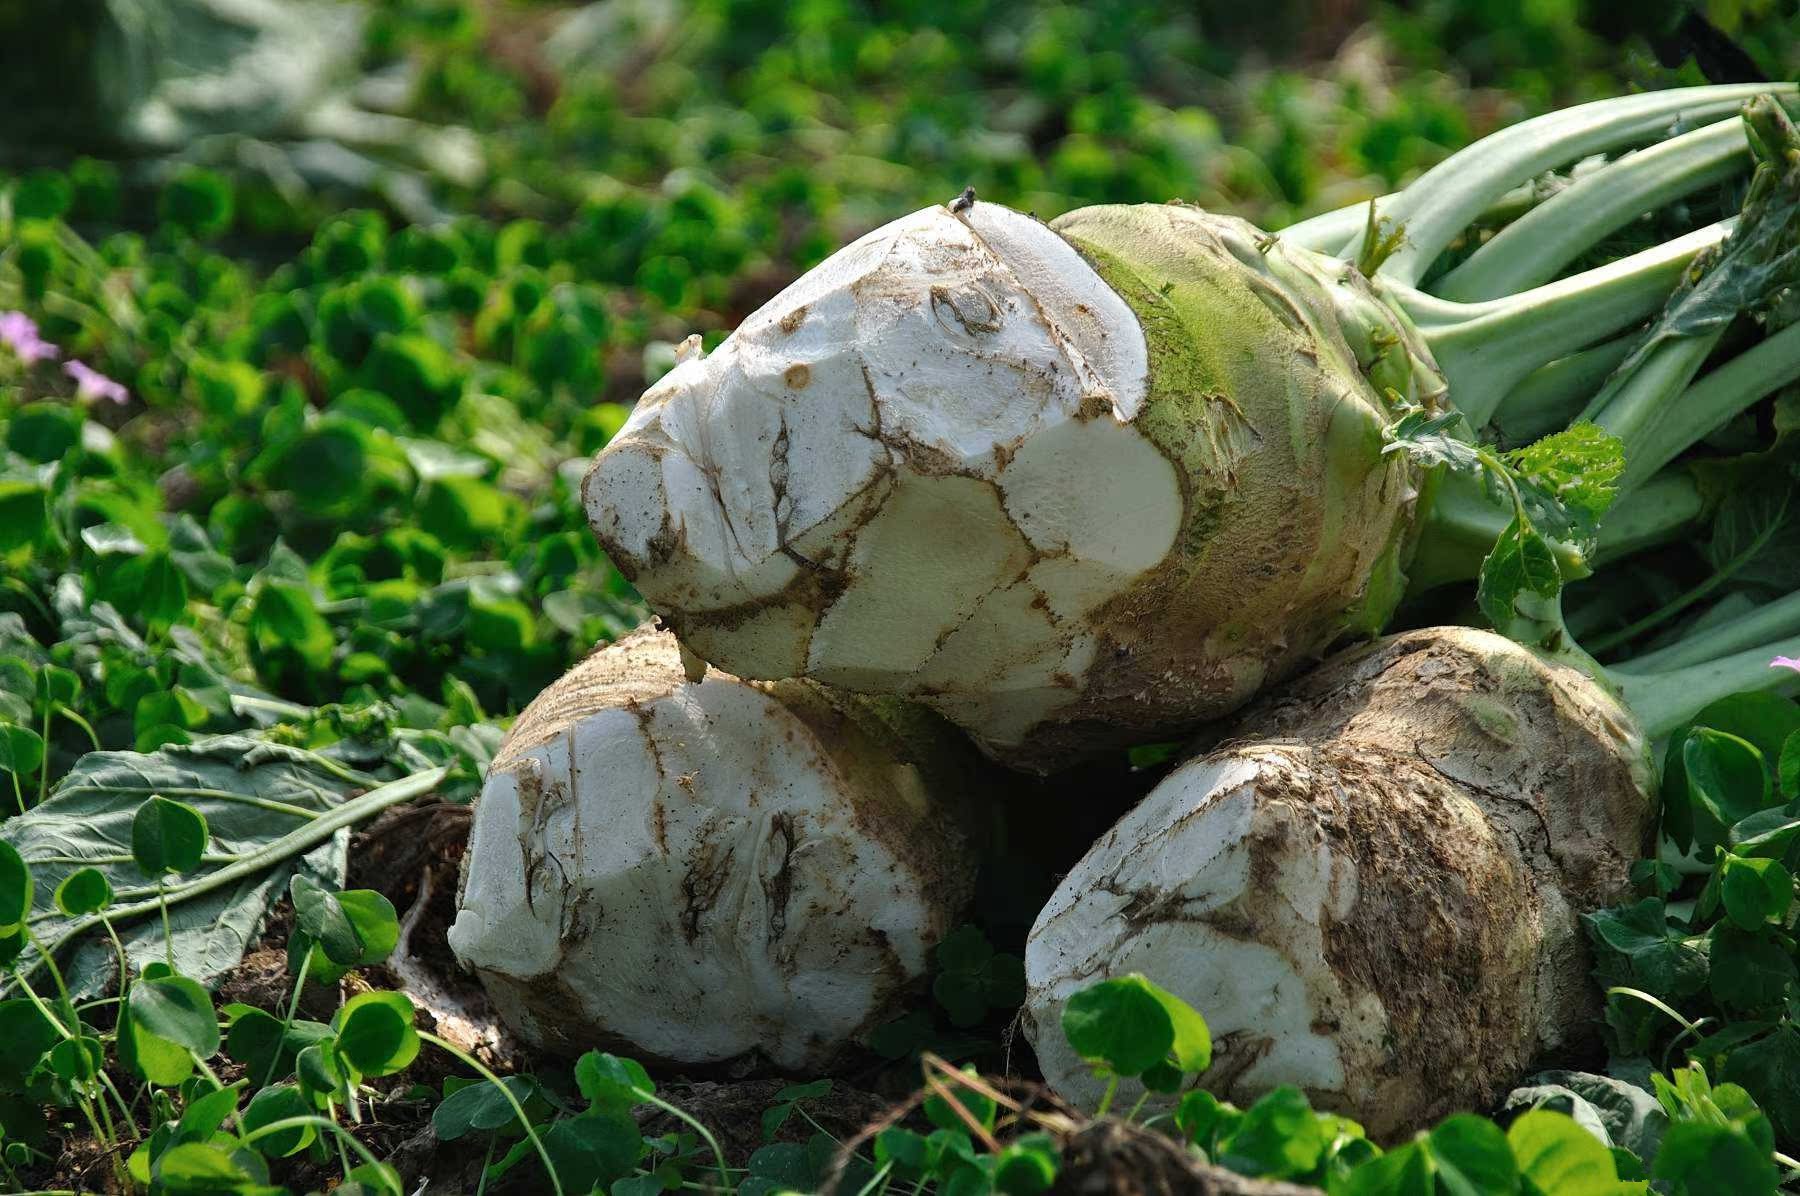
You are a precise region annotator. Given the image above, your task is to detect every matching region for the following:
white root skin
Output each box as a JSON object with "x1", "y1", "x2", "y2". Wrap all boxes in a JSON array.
[
  {"x1": 448, "y1": 628, "x2": 981, "y2": 1072},
  {"x1": 585, "y1": 200, "x2": 1432, "y2": 769},
  {"x1": 585, "y1": 204, "x2": 1170, "y2": 764},
  {"x1": 1023, "y1": 627, "x2": 1655, "y2": 1138}
]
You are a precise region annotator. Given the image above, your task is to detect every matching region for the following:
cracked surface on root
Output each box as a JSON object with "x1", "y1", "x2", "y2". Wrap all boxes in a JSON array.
[
  {"x1": 585, "y1": 200, "x2": 1432, "y2": 770},
  {"x1": 1023, "y1": 627, "x2": 1654, "y2": 1139},
  {"x1": 450, "y1": 627, "x2": 984, "y2": 1072}
]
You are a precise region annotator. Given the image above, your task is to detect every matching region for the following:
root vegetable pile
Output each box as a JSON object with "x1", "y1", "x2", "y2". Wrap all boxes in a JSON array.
[
  {"x1": 450, "y1": 627, "x2": 984, "y2": 1070},
  {"x1": 1023, "y1": 626, "x2": 1656, "y2": 1135},
  {"x1": 456, "y1": 83, "x2": 1800, "y2": 1138}
]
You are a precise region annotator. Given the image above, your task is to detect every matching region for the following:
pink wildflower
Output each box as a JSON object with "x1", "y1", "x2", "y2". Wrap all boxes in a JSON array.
[
  {"x1": 0, "y1": 310, "x2": 58, "y2": 364},
  {"x1": 1775, "y1": 656, "x2": 1800, "y2": 674},
  {"x1": 63, "y1": 360, "x2": 128, "y2": 405}
]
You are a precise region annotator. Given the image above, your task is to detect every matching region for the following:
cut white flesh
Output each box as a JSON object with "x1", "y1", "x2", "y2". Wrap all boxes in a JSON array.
[
  {"x1": 448, "y1": 627, "x2": 980, "y2": 1071},
  {"x1": 1023, "y1": 627, "x2": 1655, "y2": 1137},
  {"x1": 585, "y1": 201, "x2": 1438, "y2": 769}
]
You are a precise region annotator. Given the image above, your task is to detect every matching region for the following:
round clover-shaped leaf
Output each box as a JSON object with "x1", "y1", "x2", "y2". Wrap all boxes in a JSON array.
[
  {"x1": 1060, "y1": 974, "x2": 1210, "y2": 1078},
  {"x1": 1685, "y1": 730, "x2": 1773, "y2": 853},
  {"x1": 131, "y1": 972, "x2": 220, "y2": 1056},
  {"x1": 0, "y1": 999, "x2": 61, "y2": 1095},
  {"x1": 575, "y1": 1051, "x2": 653, "y2": 1112},
  {"x1": 432, "y1": 1074, "x2": 539, "y2": 1141},
  {"x1": 54, "y1": 867, "x2": 113, "y2": 917},
  {"x1": 337, "y1": 890, "x2": 400, "y2": 964},
  {"x1": 126, "y1": 973, "x2": 220, "y2": 1086},
  {"x1": 290, "y1": 875, "x2": 361, "y2": 963},
  {"x1": 226, "y1": 1007, "x2": 332, "y2": 1087},
  {"x1": 242, "y1": 1083, "x2": 316, "y2": 1157},
  {"x1": 1719, "y1": 854, "x2": 1793, "y2": 930},
  {"x1": 333, "y1": 990, "x2": 419, "y2": 1077},
  {"x1": 1218, "y1": 1087, "x2": 1325, "y2": 1180},
  {"x1": 874, "y1": 1127, "x2": 936, "y2": 1179},
  {"x1": 339, "y1": 1161, "x2": 405, "y2": 1196},
  {"x1": 132, "y1": 795, "x2": 208, "y2": 876},
  {"x1": 540, "y1": 1110, "x2": 644, "y2": 1196},
  {"x1": 46, "y1": 1036, "x2": 103, "y2": 1085},
  {"x1": 0, "y1": 725, "x2": 44, "y2": 782},
  {"x1": 296, "y1": 1041, "x2": 351, "y2": 1109},
  {"x1": 1506, "y1": 1108, "x2": 1621, "y2": 1194},
  {"x1": 152, "y1": 1141, "x2": 278, "y2": 1194},
  {"x1": 1424, "y1": 1115, "x2": 1518, "y2": 1194},
  {"x1": 0, "y1": 842, "x2": 32, "y2": 933},
  {"x1": 1061, "y1": 976, "x2": 1170, "y2": 1077},
  {"x1": 120, "y1": 1011, "x2": 195, "y2": 1088},
  {"x1": 290, "y1": 878, "x2": 400, "y2": 985},
  {"x1": 994, "y1": 1134, "x2": 1059, "y2": 1195}
]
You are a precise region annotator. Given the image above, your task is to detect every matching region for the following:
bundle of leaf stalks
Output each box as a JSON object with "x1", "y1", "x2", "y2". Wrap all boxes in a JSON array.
[{"x1": 453, "y1": 81, "x2": 1800, "y2": 1149}]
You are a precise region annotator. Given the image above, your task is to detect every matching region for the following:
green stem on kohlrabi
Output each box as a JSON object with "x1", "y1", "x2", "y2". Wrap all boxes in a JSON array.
[
  {"x1": 1403, "y1": 220, "x2": 1729, "y2": 428},
  {"x1": 1407, "y1": 461, "x2": 1703, "y2": 595},
  {"x1": 1503, "y1": 95, "x2": 1800, "y2": 484},
  {"x1": 1608, "y1": 636, "x2": 1800, "y2": 740},
  {"x1": 1586, "y1": 471, "x2": 1707, "y2": 567},
  {"x1": 1286, "y1": 88, "x2": 1786, "y2": 263},
  {"x1": 1491, "y1": 314, "x2": 1800, "y2": 462},
  {"x1": 1490, "y1": 336, "x2": 1638, "y2": 447},
  {"x1": 1432, "y1": 116, "x2": 1754, "y2": 302},
  {"x1": 1278, "y1": 174, "x2": 1549, "y2": 256},
  {"x1": 1402, "y1": 95, "x2": 1800, "y2": 612},
  {"x1": 1614, "y1": 319, "x2": 1800, "y2": 486},
  {"x1": 1612, "y1": 590, "x2": 1800, "y2": 675},
  {"x1": 1344, "y1": 83, "x2": 1791, "y2": 287},
  {"x1": 1315, "y1": 92, "x2": 1800, "y2": 458}
]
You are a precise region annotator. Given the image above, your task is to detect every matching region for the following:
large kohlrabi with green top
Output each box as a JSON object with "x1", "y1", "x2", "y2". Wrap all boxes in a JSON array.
[{"x1": 584, "y1": 84, "x2": 1800, "y2": 769}]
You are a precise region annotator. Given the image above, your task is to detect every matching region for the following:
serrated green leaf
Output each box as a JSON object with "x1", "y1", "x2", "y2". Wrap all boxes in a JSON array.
[
  {"x1": 1477, "y1": 511, "x2": 1564, "y2": 644},
  {"x1": 1504, "y1": 421, "x2": 1625, "y2": 540}
]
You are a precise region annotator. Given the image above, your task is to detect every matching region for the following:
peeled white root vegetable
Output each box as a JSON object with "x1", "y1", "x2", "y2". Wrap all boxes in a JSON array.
[
  {"x1": 1022, "y1": 627, "x2": 1655, "y2": 1138},
  {"x1": 584, "y1": 200, "x2": 1439, "y2": 770},
  {"x1": 447, "y1": 627, "x2": 982, "y2": 1071}
]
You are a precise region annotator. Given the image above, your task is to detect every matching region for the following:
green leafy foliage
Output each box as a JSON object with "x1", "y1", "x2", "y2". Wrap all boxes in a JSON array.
[
  {"x1": 132, "y1": 795, "x2": 209, "y2": 876},
  {"x1": 1062, "y1": 973, "x2": 1212, "y2": 1085},
  {"x1": 287, "y1": 875, "x2": 399, "y2": 985},
  {"x1": 0, "y1": 737, "x2": 436, "y2": 997},
  {"x1": 0, "y1": 3, "x2": 1796, "y2": 1193},
  {"x1": 932, "y1": 925, "x2": 1028, "y2": 1029},
  {"x1": 1578, "y1": 692, "x2": 1800, "y2": 1167},
  {"x1": 1385, "y1": 408, "x2": 1623, "y2": 647}
]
